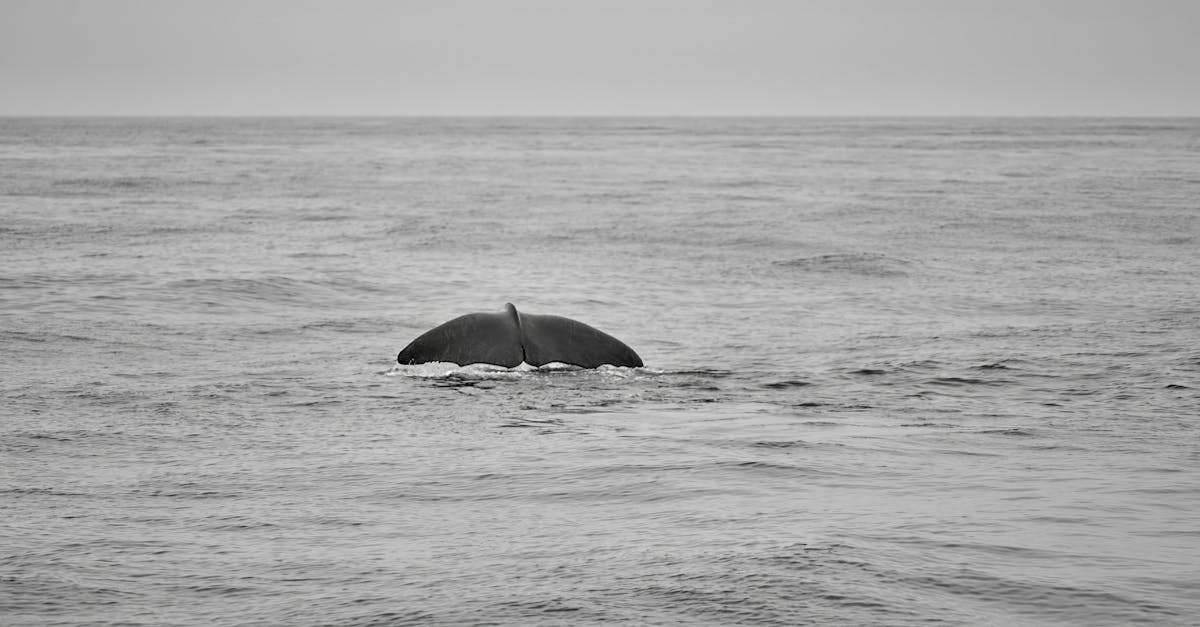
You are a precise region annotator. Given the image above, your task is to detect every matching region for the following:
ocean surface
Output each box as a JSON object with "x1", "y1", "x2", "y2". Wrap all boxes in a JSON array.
[{"x1": 2, "y1": 117, "x2": 1199, "y2": 626}]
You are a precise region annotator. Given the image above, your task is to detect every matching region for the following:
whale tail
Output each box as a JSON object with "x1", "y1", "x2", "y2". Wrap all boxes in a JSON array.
[{"x1": 396, "y1": 303, "x2": 643, "y2": 369}]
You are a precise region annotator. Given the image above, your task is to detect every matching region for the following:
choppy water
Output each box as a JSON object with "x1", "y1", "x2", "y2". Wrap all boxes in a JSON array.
[{"x1": 2, "y1": 117, "x2": 1199, "y2": 625}]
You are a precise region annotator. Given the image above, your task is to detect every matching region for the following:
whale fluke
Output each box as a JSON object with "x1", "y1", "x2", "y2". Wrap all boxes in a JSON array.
[{"x1": 396, "y1": 303, "x2": 643, "y2": 369}]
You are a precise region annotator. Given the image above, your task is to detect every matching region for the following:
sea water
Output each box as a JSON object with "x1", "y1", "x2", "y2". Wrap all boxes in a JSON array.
[{"x1": 2, "y1": 117, "x2": 1199, "y2": 625}]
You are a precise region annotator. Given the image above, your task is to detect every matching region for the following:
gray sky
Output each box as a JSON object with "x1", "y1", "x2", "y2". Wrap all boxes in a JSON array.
[{"x1": 2, "y1": 0, "x2": 1197, "y2": 116}]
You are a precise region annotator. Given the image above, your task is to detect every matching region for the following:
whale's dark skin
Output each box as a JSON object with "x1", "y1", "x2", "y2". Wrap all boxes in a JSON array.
[{"x1": 396, "y1": 303, "x2": 643, "y2": 368}]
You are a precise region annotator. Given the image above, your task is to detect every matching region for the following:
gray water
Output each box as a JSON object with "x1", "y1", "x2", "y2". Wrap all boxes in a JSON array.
[{"x1": 2, "y1": 117, "x2": 1199, "y2": 625}]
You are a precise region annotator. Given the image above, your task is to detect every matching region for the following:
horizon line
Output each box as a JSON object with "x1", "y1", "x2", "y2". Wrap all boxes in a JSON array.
[{"x1": 2, "y1": 113, "x2": 1198, "y2": 119}]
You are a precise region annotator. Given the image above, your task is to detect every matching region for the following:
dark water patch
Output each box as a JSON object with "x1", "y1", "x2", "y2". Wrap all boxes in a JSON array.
[
  {"x1": 1025, "y1": 515, "x2": 1094, "y2": 524},
  {"x1": 1057, "y1": 387, "x2": 1100, "y2": 397},
  {"x1": 580, "y1": 190, "x2": 648, "y2": 204},
  {"x1": 164, "y1": 275, "x2": 384, "y2": 310},
  {"x1": 700, "y1": 543, "x2": 932, "y2": 623},
  {"x1": 709, "y1": 178, "x2": 776, "y2": 189},
  {"x1": 169, "y1": 276, "x2": 318, "y2": 303},
  {"x1": 284, "y1": 398, "x2": 347, "y2": 408},
  {"x1": 834, "y1": 533, "x2": 1191, "y2": 621},
  {"x1": 1093, "y1": 121, "x2": 1200, "y2": 132},
  {"x1": 144, "y1": 488, "x2": 242, "y2": 500},
  {"x1": 0, "y1": 572, "x2": 142, "y2": 614},
  {"x1": 333, "y1": 609, "x2": 440, "y2": 626},
  {"x1": 173, "y1": 581, "x2": 261, "y2": 596},
  {"x1": 205, "y1": 517, "x2": 281, "y2": 532},
  {"x1": 663, "y1": 368, "x2": 735, "y2": 378},
  {"x1": 928, "y1": 448, "x2": 1004, "y2": 457},
  {"x1": 296, "y1": 208, "x2": 354, "y2": 221},
  {"x1": 721, "y1": 460, "x2": 814, "y2": 473},
  {"x1": 1, "y1": 486, "x2": 90, "y2": 497},
  {"x1": 902, "y1": 359, "x2": 946, "y2": 370},
  {"x1": 245, "y1": 324, "x2": 306, "y2": 337},
  {"x1": 774, "y1": 252, "x2": 913, "y2": 278},
  {"x1": 549, "y1": 396, "x2": 679, "y2": 414},
  {"x1": 533, "y1": 481, "x2": 731, "y2": 505},
  {"x1": 52, "y1": 175, "x2": 161, "y2": 190},
  {"x1": 498, "y1": 416, "x2": 568, "y2": 430},
  {"x1": 902, "y1": 568, "x2": 1183, "y2": 624},
  {"x1": 851, "y1": 368, "x2": 887, "y2": 376},
  {"x1": 6, "y1": 428, "x2": 137, "y2": 451},
  {"x1": 494, "y1": 598, "x2": 583, "y2": 614},
  {"x1": 1, "y1": 271, "x2": 147, "y2": 290},
  {"x1": 763, "y1": 379, "x2": 811, "y2": 389},
  {"x1": 286, "y1": 251, "x2": 353, "y2": 259},
  {"x1": 433, "y1": 374, "x2": 513, "y2": 389},
  {"x1": 618, "y1": 582, "x2": 806, "y2": 626},
  {"x1": 679, "y1": 383, "x2": 722, "y2": 392},
  {"x1": 925, "y1": 376, "x2": 996, "y2": 386},
  {"x1": 999, "y1": 169, "x2": 1042, "y2": 178},
  {"x1": 1024, "y1": 443, "x2": 1089, "y2": 452},
  {"x1": 714, "y1": 192, "x2": 785, "y2": 203},
  {"x1": 979, "y1": 428, "x2": 1037, "y2": 437},
  {"x1": 751, "y1": 440, "x2": 810, "y2": 449}
]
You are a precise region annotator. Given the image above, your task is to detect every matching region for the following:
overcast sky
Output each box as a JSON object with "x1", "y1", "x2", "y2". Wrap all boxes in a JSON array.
[{"x1": 2, "y1": 0, "x2": 1197, "y2": 116}]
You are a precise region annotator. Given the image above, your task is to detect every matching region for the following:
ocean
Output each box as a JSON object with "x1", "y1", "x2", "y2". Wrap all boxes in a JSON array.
[{"x1": 2, "y1": 117, "x2": 1198, "y2": 625}]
